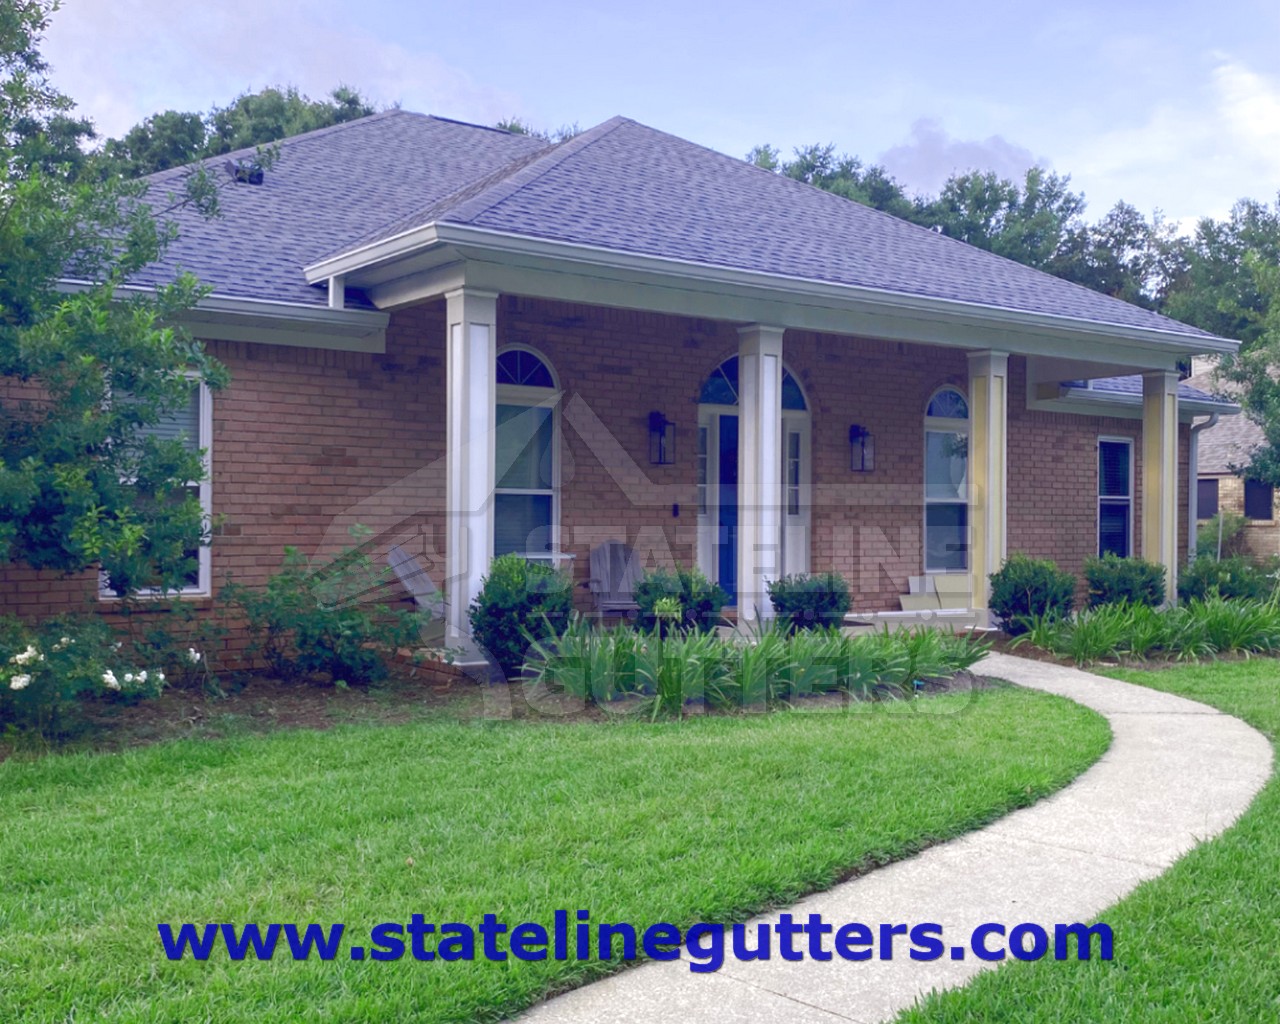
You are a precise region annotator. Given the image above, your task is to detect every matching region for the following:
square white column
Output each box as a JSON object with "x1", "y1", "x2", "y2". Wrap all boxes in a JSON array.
[
  {"x1": 737, "y1": 325, "x2": 785, "y2": 624},
  {"x1": 1143, "y1": 369, "x2": 1180, "y2": 604},
  {"x1": 445, "y1": 288, "x2": 498, "y2": 637},
  {"x1": 967, "y1": 351, "x2": 1009, "y2": 619}
]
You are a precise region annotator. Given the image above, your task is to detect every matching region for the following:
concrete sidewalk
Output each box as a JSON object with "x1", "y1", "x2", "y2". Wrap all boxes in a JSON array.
[{"x1": 517, "y1": 653, "x2": 1272, "y2": 1024}]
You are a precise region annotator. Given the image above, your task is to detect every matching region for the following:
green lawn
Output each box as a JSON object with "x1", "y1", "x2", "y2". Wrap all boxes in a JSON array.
[
  {"x1": 1, "y1": 687, "x2": 1106, "y2": 1023},
  {"x1": 900, "y1": 658, "x2": 1280, "y2": 1023}
]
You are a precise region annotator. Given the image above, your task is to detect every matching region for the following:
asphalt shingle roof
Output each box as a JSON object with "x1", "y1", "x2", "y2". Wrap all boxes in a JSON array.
[
  {"x1": 128, "y1": 110, "x2": 1223, "y2": 345},
  {"x1": 1184, "y1": 369, "x2": 1261, "y2": 474},
  {"x1": 129, "y1": 112, "x2": 548, "y2": 306}
]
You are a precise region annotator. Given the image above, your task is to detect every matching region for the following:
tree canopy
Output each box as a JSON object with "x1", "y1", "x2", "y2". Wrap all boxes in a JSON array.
[
  {"x1": 100, "y1": 85, "x2": 377, "y2": 178},
  {"x1": 1, "y1": 0, "x2": 226, "y2": 594}
]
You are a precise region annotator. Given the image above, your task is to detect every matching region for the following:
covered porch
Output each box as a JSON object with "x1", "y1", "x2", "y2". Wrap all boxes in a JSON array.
[{"x1": 304, "y1": 252, "x2": 1196, "y2": 637}]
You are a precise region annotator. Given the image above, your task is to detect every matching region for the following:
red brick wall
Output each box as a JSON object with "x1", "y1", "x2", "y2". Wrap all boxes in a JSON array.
[{"x1": 0, "y1": 294, "x2": 1196, "y2": 631}]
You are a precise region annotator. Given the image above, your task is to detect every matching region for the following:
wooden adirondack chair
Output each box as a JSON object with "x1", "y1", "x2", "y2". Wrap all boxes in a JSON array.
[
  {"x1": 587, "y1": 540, "x2": 643, "y2": 617},
  {"x1": 387, "y1": 544, "x2": 447, "y2": 642}
]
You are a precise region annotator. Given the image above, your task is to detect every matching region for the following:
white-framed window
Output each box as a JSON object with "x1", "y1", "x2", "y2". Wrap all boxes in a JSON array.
[
  {"x1": 924, "y1": 386, "x2": 969, "y2": 572},
  {"x1": 100, "y1": 377, "x2": 213, "y2": 599},
  {"x1": 494, "y1": 347, "x2": 560, "y2": 557},
  {"x1": 1098, "y1": 437, "x2": 1134, "y2": 557}
]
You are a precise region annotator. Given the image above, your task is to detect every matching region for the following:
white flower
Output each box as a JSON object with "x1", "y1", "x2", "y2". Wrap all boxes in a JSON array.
[
  {"x1": 59, "y1": 637, "x2": 70, "y2": 646},
  {"x1": 187, "y1": 648, "x2": 202, "y2": 664},
  {"x1": 102, "y1": 671, "x2": 121, "y2": 691},
  {"x1": 137, "y1": 671, "x2": 147, "y2": 683},
  {"x1": 9, "y1": 674, "x2": 30, "y2": 690},
  {"x1": 112, "y1": 642, "x2": 122, "y2": 651},
  {"x1": 11, "y1": 645, "x2": 38, "y2": 666},
  {"x1": 156, "y1": 671, "x2": 165, "y2": 683},
  {"x1": 124, "y1": 673, "x2": 134, "y2": 684}
]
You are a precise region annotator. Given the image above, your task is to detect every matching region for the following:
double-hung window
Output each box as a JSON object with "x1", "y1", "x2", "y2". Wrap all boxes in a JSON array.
[
  {"x1": 494, "y1": 348, "x2": 559, "y2": 557},
  {"x1": 924, "y1": 387, "x2": 969, "y2": 572},
  {"x1": 100, "y1": 378, "x2": 213, "y2": 598},
  {"x1": 1098, "y1": 438, "x2": 1133, "y2": 557}
]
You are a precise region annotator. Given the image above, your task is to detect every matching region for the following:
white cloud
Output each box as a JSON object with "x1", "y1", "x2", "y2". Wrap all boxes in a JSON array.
[
  {"x1": 877, "y1": 118, "x2": 1044, "y2": 197},
  {"x1": 43, "y1": 0, "x2": 523, "y2": 138},
  {"x1": 1052, "y1": 55, "x2": 1280, "y2": 224}
]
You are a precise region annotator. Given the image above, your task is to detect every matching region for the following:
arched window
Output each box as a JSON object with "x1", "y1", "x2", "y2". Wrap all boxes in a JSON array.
[
  {"x1": 495, "y1": 347, "x2": 558, "y2": 557},
  {"x1": 697, "y1": 356, "x2": 807, "y2": 411},
  {"x1": 924, "y1": 386, "x2": 968, "y2": 572}
]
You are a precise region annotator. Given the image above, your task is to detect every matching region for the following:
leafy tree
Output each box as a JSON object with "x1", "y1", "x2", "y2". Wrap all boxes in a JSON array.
[
  {"x1": 1163, "y1": 198, "x2": 1280, "y2": 345},
  {"x1": 493, "y1": 116, "x2": 581, "y2": 143},
  {"x1": 1216, "y1": 253, "x2": 1280, "y2": 485},
  {"x1": 99, "y1": 85, "x2": 377, "y2": 177},
  {"x1": 918, "y1": 167, "x2": 1086, "y2": 269},
  {"x1": 747, "y1": 142, "x2": 917, "y2": 220},
  {"x1": 1049, "y1": 202, "x2": 1183, "y2": 308},
  {"x1": 1, "y1": 0, "x2": 227, "y2": 595}
]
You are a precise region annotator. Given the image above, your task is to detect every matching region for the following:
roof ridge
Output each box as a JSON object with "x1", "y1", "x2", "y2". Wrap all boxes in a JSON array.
[
  {"x1": 437, "y1": 116, "x2": 633, "y2": 225},
  {"x1": 310, "y1": 116, "x2": 630, "y2": 262}
]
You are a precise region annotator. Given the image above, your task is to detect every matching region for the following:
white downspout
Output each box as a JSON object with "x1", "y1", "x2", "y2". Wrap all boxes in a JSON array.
[{"x1": 1188, "y1": 413, "x2": 1220, "y2": 561}]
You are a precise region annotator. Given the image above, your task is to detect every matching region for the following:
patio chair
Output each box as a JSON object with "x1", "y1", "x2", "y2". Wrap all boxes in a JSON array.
[
  {"x1": 587, "y1": 540, "x2": 643, "y2": 617},
  {"x1": 387, "y1": 544, "x2": 447, "y2": 643}
]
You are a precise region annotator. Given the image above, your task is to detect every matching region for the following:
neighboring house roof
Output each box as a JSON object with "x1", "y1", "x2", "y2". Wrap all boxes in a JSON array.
[
  {"x1": 126, "y1": 110, "x2": 1226, "y2": 350},
  {"x1": 1182, "y1": 367, "x2": 1262, "y2": 474}
]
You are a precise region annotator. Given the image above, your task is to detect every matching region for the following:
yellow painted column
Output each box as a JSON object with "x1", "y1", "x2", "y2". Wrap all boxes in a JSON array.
[
  {"x1": 1143, "y1": 370, "x2": 1180, "y2": 605},
  {"x1": 967, "y1": 351, "x2": 1009, "y2": 621}
]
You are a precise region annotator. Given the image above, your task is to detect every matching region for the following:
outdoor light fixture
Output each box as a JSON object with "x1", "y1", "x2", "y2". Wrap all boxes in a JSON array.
[
  {"x1": 649, "y1": 411, "x2": 675, "y2": 465},
  {"x1": 849, "y1": 424, "x2": 874, "y2": 472}
]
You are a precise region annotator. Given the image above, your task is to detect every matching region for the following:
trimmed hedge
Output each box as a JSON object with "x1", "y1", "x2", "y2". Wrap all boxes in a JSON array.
[
  {"x1": 468, "y1": 554, "x2": 573, "y2": 676},
  {"x1": 1084, "y1": 554, "x2": 1165, "y2": 608},
  {"x1": 989, "y1": 554, "x2": 1076, "y2": 635},
  {"x1": 767, "y1": 572, "x2": 851, "y2": 632},
  {"x1": 633, "y1": 565, "x2": 729, "y2": 636}
]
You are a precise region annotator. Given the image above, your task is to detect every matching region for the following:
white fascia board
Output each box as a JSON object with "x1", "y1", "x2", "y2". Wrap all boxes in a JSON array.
[
  {"x1": 305, "y1": 221, "x2": 1239, "y2": 362},
  {"x1": 58, "y1": 281, "x2": 389, "y2": 352},
  {"x1": 1033, "y1": 385, "x2": 1239, "y2": 422}
]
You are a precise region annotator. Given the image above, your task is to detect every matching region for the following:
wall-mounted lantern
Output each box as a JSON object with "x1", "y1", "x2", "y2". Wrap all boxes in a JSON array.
[
  {"x1": 649, "y1": 411, "x2": 676, "y2": 465},
  {"x1": 849, "y1": 424, "x2": 874, "y2": 472}
]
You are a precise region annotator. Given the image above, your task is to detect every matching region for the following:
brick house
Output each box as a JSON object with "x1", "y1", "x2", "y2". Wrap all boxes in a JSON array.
[
  {"x1": 1187, "y1": 361, "x2": 1276, "y2": 562},
  {"x1": 2, "y1": 111, "x2": 1239, "y2": 637}
]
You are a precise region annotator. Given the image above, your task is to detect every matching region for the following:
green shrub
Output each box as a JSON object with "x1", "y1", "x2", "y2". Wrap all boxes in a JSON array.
[
  {"x1": 633, "y1": 565, "x2": 729, "y2": 635},
  {"x1": 468, "y1": 553, "x2": 573, "y2": 677},
  {"x1": 0, "y1": 615, "x2": 166, "y2": 736},
  {"x1": 1185, "y1": 595, "x2": 1280, "y2": 655},
  {"x1": 766, "y1": 572, "x2": 851, "y2": 632},
  {"x1": 1196, "y1": 511, "x2": 1247, "y2": 559},
  {"x1": 1178, "y1": 555, "x2": 1272, "y2": 603},
  {"x1": 989, "y1": 554, "x2": 1076, "y2": 635},
  {"x1": 226, "y1": 528, "x2": 428, "y2": 686},
  {"x1": 1084, "y1": 554, "x2": 1166, "y2": 608}
]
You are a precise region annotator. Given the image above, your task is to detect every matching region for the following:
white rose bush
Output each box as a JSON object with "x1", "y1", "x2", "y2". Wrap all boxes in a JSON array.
[{"x1": 0, "y1": 616, "x2": 168, "y2": 736}]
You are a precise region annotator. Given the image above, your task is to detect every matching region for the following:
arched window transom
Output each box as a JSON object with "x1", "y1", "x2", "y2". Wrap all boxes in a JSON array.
[
  {"x1": 497, "y1": 349, "x2": 555, "y2": 389},
  {"x1": 698, "y1": 356, "x2": 806, "y2": 411}
]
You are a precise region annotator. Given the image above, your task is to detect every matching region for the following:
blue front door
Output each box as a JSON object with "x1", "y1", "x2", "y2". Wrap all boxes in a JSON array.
[{"x1": 717, "y1": 414, "x2": 738, "y2": 604}]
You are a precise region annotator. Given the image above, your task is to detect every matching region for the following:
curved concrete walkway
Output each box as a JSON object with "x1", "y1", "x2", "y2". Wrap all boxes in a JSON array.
[{"x1": 518, "y1": 653, "x2": 1272, "y2": 1024}]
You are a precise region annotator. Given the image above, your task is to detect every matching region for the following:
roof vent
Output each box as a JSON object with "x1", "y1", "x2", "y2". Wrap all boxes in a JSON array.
[{"x1": 225, "y1": 159, "x2": 264, "y2": 185}]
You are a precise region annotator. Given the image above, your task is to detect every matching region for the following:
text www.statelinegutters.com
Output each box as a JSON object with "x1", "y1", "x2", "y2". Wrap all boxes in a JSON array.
[{"x1": 159, "y1": 911, "x2": 1113, "y2": 971}]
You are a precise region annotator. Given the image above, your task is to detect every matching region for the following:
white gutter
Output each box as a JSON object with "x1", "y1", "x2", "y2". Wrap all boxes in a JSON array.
[
  {"x1": 303, "y1": 221, "x2": 1239, "y2": 359},
  {"x1": 57, "y1": 281, "x2": 390, "y2": 352},
  {"x1": 1188, "y1": 413, "x2": 1221, "y2": 560}
]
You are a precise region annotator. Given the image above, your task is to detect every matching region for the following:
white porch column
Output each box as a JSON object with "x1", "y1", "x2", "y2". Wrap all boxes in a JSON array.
[
  {"x1": 1143, "y1": 369, "x2": 1180, "y2": 604},
  {"x1": 737, "y1": 324, "x2": 785, "y2": 624},
  {"x1": 445, "y1": 288, "x2": 498, "y2": 638},
  {"x1": 967, "y1": 351, "x2": 1009, "y2": 619}
]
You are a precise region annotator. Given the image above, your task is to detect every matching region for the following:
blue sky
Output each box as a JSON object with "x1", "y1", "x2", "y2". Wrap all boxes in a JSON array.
[{"x1": 46, "y1": 0, "x2": 1280, "y2": 226}]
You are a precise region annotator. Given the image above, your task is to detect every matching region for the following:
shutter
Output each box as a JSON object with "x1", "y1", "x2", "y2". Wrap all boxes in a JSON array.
[{"x1": 136, "y1": 384, "x2": 200, "y2": 453}]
